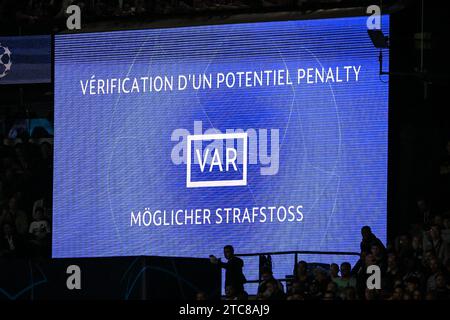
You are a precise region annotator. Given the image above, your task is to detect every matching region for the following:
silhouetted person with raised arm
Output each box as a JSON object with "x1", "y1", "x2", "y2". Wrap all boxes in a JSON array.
[{"x1": 210, "y1": 245, "x2": 247, "y2": 293}]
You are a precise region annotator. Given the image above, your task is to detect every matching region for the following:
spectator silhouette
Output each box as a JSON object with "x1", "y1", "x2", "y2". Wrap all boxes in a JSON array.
[
  {"x1": 210, "y1": 245, "x2": 247, "y2": 293},
  {"x1": 423, "y1": 225, "x2": 449, "y2": 263},
  {"x1": 0, "y1": 222, "x2": 25, "y2": 257},
  {"x1": 257, "y1": 268, "x2": 285, "y2": 300},
  {"x1": 360, "y1": 226, "x2": 386, "y2": 255}
]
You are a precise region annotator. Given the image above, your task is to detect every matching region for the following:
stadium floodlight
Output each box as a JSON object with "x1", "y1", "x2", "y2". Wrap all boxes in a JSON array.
[
  {"x1": 367, "y1": 29, "x2": 389, "y2": 49},
  {"x1": 367, "y1": 29, "x2": 389, "y2": 76}
]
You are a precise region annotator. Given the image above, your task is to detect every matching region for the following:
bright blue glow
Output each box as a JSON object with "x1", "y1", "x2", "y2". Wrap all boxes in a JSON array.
[{"x1": 54, "y1": 16, "x2": 389, "y2": 291}]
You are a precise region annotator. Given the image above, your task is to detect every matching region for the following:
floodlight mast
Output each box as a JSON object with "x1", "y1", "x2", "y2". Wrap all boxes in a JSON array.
[{"x1": 369, "y1": 30, "x2": 423, "y2": 79}]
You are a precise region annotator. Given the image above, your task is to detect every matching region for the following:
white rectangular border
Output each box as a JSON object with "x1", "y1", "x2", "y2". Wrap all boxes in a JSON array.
[{"x1": 186, "y1": 132, "x2": 248, "y2": 188}]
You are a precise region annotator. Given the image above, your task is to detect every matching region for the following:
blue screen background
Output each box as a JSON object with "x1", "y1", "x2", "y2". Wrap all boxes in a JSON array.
[{"x1": 54, "y1": 16, "x2": 389, "y2": 292}]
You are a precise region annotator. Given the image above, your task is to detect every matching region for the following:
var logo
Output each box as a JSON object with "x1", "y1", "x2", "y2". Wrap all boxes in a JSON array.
[
  {"x1": 171, "y1": 121, "x2": 280, "y2": 188},
  {"x1": 186, "y1": 132, "x2": 248, "y2": 188}
]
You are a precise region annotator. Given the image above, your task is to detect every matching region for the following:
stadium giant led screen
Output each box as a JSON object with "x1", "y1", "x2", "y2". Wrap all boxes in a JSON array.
[{"x1": 53, "y1": 16, "x2": 389, "y2": 284}]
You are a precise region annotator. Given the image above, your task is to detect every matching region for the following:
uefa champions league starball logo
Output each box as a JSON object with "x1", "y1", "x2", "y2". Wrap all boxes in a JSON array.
[{"x1": 0, "y1": 43, "x2": 12, "y2": 79}]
